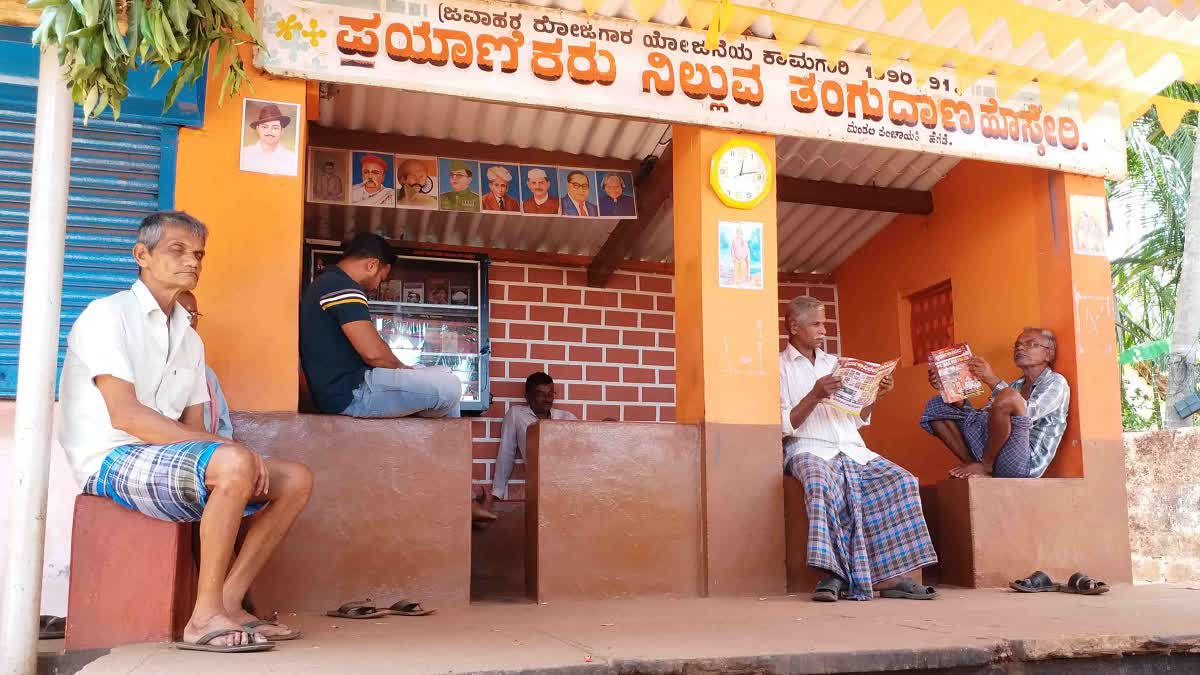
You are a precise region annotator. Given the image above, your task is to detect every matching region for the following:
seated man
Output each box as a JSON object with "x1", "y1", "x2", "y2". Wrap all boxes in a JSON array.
[
  {"x1": 299, "y1": 232, "x2": 462, "y2": 419},
  {"x1": 58, "y1": 211, "x2": 313, "y2": 652},
  {"x1": 177, "y1": 290, "x2": 232, "y2": 439},
  {"x1": 780, "y1": 296, "x2": 937, "y2": 602},
  {"x1": 920, "y1": 328, "x2": 1070, "y2": 478},
  {"x1": 478, "y1": 372, "x2": 577, "y2": 518}
]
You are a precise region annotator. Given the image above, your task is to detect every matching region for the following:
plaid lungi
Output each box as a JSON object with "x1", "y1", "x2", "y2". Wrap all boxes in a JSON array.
[
  {"x1": 84, "y1": 441, "x2": 266, "y2": 523},
  {"x1": 787, "y1": 452, "x2": 937, "y2": 600},
  {"x1": 919, "y1": 397, "x2": 1033, "y2": 478}
]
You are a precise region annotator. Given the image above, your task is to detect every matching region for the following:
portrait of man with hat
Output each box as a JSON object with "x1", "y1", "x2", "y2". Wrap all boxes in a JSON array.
[
  {"x1": 438, "y1": 158, "x2": 481, "y2": 212},
  {"x1": 240, "y1": 99, "x2": 300, "y2": 176},
  {"x1": 350, "y1": 151, "x2": 396, "y2": 207}
]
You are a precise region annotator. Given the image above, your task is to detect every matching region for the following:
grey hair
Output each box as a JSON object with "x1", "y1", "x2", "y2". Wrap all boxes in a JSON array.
[
  {"x1": 137, "y1": 211, "x2": 208, "y2": 250},
  {"x1": 786, "y1": 296, "x2": 825, "y2": 324},
  {"x1": 1022, "y1": 326, "x2": 1058, "y2": 363},
  {"x1": 601, "y1": 173, "x2": 625, "y2": 189}
]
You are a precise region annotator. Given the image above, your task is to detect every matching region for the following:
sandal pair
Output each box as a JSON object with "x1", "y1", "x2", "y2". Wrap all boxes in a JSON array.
[
  {"x1": 812, "y1": 575, "x2": 937, "y2": 601},
  {"x1": 1010, "y1": 570, "x2": 1109, "y2": 595},
  {"x1": 326, "y1": 599, "x2": 437, "y2": 619}
]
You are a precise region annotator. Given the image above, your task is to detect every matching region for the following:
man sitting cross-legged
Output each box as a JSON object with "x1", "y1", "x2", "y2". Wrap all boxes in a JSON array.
[
  {"x1": 780, "y1": 296, "x2": 938, "y2": 602},
  {"x1": 476, "y1": 372, "x2": 577, "y2": 519},
  {"x1": 920, "y1": 328, "x2": 1070, "y2": 479},
  {"x1": 58, "y1": 211, "x2": 313, "y2": 652}
]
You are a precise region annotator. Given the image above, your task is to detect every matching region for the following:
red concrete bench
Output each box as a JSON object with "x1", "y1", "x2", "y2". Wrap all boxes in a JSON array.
[
  {"x1": 232, "y1": 412, "x2": 472, "y2": 613},
  {"x1": 65, "y1": 495, "x2": 196, "y2": 651},
  {"x1": 524, "y1": 420, "x2": 702, "y2": 602},
  {"x1": 936, "y1": 477, "x2": 1130, "y2": 588}
]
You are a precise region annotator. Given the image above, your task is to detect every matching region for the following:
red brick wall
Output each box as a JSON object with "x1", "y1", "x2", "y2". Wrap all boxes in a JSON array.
[
  {"x1": 474, "y1": 266, "x2": 840, "y2": 498},
  {"x1": 778, "y1": 281, "x2": 841, "y2": 356}
]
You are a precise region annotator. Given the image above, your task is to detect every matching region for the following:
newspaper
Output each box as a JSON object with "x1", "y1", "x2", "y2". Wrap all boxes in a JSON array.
[
  {"x1": 821, "y1": 357, "x2": 900, "y2": 415},
  {"x1": 928, "y1": 343, "x2": 987, "y2": 403}
]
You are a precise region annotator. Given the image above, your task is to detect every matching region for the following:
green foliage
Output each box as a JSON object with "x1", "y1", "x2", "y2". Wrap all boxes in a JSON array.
[
  {"x1": 1109, "y1": 82, "x2": 1200, "y2": 430},
  {"x1": 29, "y1": 0, "x2": 263, "y2": 119}
]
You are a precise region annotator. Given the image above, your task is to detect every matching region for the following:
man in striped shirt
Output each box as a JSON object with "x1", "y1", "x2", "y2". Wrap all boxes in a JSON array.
[
  {"x1": 299, "y1": 233, "x2": 462, "y2": 419},
  {"x1": 920, "y1": 328, "x2": 1071, "y2": 478}
]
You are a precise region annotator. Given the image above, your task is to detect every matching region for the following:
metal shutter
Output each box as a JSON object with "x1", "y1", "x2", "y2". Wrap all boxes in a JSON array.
[{"x1": 0, "y1": 107, "x2": 177, "y2": 396}]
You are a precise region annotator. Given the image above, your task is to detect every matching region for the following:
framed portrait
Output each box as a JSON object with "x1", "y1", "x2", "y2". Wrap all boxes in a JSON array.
[
  {"x1": 240, "y1": 98, "x2": 301, "y2": 176},
  {"x1": 1069, "y1": 194, "x2": 1108, "y2": 257},
  {"x1": 437, "y1": 158, "x2": 481, "y2": 212},
  {"x1": 519, "y1": 164, "x2": 560, "y2": 216},
  {"x1": 717, "y1": 220, "x2": 763, "y2": 290},
  {"x1": 596, "y1": 170, "x2": 637, "y2": 219},
  {"x1": 394, "y1": 154, "x2": 439, "y2": 211},
  {"x1": 479, "y1": 162, "x2": 522, "y2": 214},
  {"x1": 349, "y1": 151, "x2": 396, "y2": 207},
  {"x1": 557, "y1": 168, "x2": 599, "y2": 218},
  {"x1": 307, "y1": 147, "x2": 348, "y2": 204}
]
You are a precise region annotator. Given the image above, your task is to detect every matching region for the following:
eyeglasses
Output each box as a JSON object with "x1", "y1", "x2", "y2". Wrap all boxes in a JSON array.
[
  {"x1": 1014, "y1": 340, "x2": 1049, "y2": 350},
  {"x1": 568, "y1": 181, "x2": 589, "y2": 189}
]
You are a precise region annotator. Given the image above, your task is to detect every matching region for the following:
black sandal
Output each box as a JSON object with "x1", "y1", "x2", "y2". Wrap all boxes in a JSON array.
[
  {"x1": 880, "y1": 576, "x2": 938, "y2": 600},
  {"x1": 812, "y1": 575, "x2": 845, "y2": 602},
  {"x1": 1009, "y1": 570, "x2": 1059, "y2": 593},
  {"x1": 1062, "y1": 572, "x2": 1109, "y2": 595}
]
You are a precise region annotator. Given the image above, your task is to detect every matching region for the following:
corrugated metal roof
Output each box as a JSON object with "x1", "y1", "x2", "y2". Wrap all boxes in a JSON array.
[{"x1": 312, "y1": 0, "x2": 1197, "y2": 272}]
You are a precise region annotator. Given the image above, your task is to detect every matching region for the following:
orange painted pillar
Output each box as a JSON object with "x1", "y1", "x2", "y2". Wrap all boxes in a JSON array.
[
  {"x1": 671, "y1": 126, "x2": 785, "y2": 596},
  {"x1": 175, "y1": 36, "x2": 306, "y2": 411}
]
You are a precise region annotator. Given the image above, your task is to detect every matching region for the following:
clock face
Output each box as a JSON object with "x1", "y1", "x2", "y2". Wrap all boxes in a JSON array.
[{"x1": 715, "y1": 145, "x2": 769, "y2": 206}]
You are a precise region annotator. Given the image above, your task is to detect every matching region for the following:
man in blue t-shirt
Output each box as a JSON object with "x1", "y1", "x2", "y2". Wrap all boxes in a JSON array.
[{"x1": 300, "y1": 233, "x2": 462, "y2": 419}]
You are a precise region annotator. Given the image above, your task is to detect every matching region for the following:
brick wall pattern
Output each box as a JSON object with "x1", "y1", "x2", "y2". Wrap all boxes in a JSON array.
[{"x1": 474, "y1": 265, "x2": 838, "y2": 498}]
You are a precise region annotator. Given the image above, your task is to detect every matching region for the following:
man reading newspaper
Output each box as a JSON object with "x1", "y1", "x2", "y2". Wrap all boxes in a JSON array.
[
  {"x1": 919, "y1": 328, "x2": 1071, "y2": 479},
  {"x1": 780, "y1": 296, "x2": 937, "y2": 603}
]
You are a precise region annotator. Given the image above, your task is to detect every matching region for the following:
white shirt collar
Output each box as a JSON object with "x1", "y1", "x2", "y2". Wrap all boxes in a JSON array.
[
  {"x1": 130, "y1": 279, "x2": 191, "y2": 327},
  {"x1": 783, "y1": 343, "x2": 833, "y2": 366}
]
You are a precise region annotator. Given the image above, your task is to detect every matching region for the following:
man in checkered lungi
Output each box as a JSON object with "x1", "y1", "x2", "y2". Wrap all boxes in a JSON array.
[
  {"x1": 919, "y1": 328, "x2": 1070, "y2": 479},
  {"x1": 780, "y1": 296, "x2": 938, "y2": 602},
  {"x1": 58, "y1": 212, "x2": 313, "y2": 652}
]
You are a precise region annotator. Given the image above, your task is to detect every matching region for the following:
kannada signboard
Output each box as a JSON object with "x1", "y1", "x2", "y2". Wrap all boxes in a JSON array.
[{"x1": 257, "y1": 0, "x2": 1127, "y2": 179}]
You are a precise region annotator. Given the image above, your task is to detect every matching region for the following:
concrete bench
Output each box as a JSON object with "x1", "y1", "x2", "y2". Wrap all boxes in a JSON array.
[
  {"x1": 936, "y1": 477, "x2": 1130, "y2": 588},
  {"x1": 65, "y1": 495, "x2": 196, "y2": 650},
  {"x1": 525, "y1": 421, "x2": 703, "y2": 602},
  {"x1": 232, "y1": 412, "x2": 472, "y2": 613}
]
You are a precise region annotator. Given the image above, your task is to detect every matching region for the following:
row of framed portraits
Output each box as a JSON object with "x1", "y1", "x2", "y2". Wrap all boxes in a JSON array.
[{"x1": 307, "y1": 147, "x2": 638, "y2": 219}]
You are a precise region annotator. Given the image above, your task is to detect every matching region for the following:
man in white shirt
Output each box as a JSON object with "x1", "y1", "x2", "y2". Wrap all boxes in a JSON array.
[
  {"x1": 476, "y1": 372, "x2": 576, "y2": 520},
  {"x1": 58, "y1": 211, "x2": 313, "y2": 652},
  {"x1": 780, "y1": 296, "x2": 937, "y2": 602},
  {"x1": 239, "y1": 104, "x2": 298, "y2": 176}
]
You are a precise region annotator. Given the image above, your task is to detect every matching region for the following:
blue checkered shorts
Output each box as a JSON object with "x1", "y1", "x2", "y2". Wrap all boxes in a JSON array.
[
  {"x1": 919, "y1": 397, "x2": 1034, "y2": 478},
  {"x1": 84, "y1": 441, "x2": 266, "y2": 523}
]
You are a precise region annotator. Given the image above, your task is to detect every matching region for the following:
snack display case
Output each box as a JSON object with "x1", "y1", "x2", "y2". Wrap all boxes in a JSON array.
[{"x1": 305, "y1": 240, "x2": 491, "y2": 414}]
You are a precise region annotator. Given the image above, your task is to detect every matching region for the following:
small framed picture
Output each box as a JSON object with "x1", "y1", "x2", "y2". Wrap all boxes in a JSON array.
[
  {"x1": 427, "y1": 278, "x2": 450, "y2": 304},
  {"x1": 240, "y1": 98, "x2": 301, "y2": 176},
  {"x1": 450, "y1": 284, "x2": 470, "y2": 306},
  {"x1": 308, "y1": 147, "x2": 348, "y2": 204},
  {"x1": 403, "y1": 282, "x2": 425, "y2": 304}
]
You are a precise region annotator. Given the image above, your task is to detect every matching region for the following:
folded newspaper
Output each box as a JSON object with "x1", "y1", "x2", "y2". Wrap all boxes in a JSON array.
[
  {"x1": 928, "y1": 343, "x2": 987, "y2": 403},
  {"x1": 821, "y1": 357, "x2": 900, "y2": 415}
]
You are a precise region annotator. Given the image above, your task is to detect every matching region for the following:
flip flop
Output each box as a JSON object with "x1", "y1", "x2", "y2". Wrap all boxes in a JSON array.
[
  {"x1": 39, "y1": 615, "x2": 65, "y2": 640},
  {"x1": 244, "y1": 619, "x2": 303, "y2": 641},
  {"x1": 1062, "y1": 572, "x2": 1109, "y2": 595},
  {"x1": 385, "y1": 600, "x2": 437, "y2": 616},
  {"x1": 175, "y1": 629, "x2": 275, "y2": 653},
  {"x1": 880, "y1": 576, "x2": 938, "y2": 600},
  {"x1": 812, "y1": 574, "x2": 845, "y2": 603},
  {"x1": 1010, "y1": 570, "x2": 1060, "y2": 593},
  {"x1": 325, "y1": 600, "x2": 390, "y2": 619}
]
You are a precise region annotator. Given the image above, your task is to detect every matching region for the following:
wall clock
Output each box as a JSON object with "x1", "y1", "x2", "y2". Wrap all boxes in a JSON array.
[{"x1": 710, "y1": 138, "x2": 773, "y2": 209}]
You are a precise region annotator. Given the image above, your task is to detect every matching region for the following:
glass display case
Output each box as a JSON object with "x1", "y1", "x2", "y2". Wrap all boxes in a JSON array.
[{"x1": 305, "y1": 240, "x2": 491, "y2": 415}]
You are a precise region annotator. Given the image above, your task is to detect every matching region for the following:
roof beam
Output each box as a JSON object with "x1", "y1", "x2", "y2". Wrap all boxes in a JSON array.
[
  {"x1": 777, "y1": 177, "x2": 933, "y2": 215},
  {"x1": 586, "y1": 147, "x2": 674, "y2": 287}
]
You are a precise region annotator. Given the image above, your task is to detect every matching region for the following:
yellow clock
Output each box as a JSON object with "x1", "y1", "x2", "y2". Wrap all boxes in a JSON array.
[{"x1": 710, "y1": 138, "x2": 773, "y2": 209}]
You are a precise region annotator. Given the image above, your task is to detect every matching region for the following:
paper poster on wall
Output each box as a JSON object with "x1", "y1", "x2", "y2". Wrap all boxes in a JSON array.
[
  {"x1": 395, "y1": 155, "x2": 439, "y2": 210},
  {"x1": 718, "y1": 221, "x2": 763, "y2": 290},
  {"x1": 1069, "y1": 195, "x2": 1108, "y2": 257},
  {"x1": 480, "y1": 163, "x2": 522, "y2": 213},
  {"x1": 597, "y1": 170, "x2": 637, "y2": 218},
  {"x1": 558, "y1": 168, "x2": 599, "y2": 217},
  {"x1": 350, "y1": 152, "x2": 396, "y2": 207},
  {"x1": 439, "y1": 158, "x2": 482, "y2": 212},
  {"x1": 240, "y1": 98, "x2": 300, "y2": 176},
  {"x1": 520, "y1": 165, "x2": 561, "y2": 216}
]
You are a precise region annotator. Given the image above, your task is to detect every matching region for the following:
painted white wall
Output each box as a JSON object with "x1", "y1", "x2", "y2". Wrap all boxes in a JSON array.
[{"x1": 0, "y1": 401, "x2": 79, "y2": 616}]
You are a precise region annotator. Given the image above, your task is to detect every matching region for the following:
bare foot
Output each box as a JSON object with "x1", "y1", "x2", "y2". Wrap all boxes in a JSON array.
[
  {"x1": 226, "y1": 607, "x2": 295, "y2": 639},
  {"x1": 184, "y1": 610, "x2": 265, "y2": 647},
  {"x1": 948, "y1": 462, "x2": 990, "y2": 478},
  {"x1": 472, "y1": 500, "x2": 498, "y2": 522}
]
